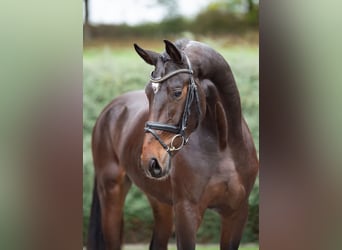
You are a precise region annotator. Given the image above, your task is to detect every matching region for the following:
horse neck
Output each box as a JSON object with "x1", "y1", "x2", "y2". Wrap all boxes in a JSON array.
[{"x1": 187, "y1": 44, "x2": 243, "y2": 142}]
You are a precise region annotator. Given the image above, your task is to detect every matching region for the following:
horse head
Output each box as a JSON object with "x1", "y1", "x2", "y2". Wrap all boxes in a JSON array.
[{"x1": 134, "y1": 40, "x2": 206, "y2": 179}]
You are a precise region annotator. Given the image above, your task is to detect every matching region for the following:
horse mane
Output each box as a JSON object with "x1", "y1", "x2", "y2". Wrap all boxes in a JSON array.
[
  {"x1": 174, "y1": 39, "x2": 243, "y2": 142},
  {"x1": 174, "y1": 38, "x2": 191, "y2": 51}
]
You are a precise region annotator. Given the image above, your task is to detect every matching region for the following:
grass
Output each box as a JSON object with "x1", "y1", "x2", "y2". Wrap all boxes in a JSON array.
[
  {"x1": 121, "y1": 243, "x2": 259, "y2": 250},
  {"x1": 83, "y1": 243, "x2": 259, "y2": 250},
  {"x1": 83, "y1": 37, "x2": 259, "y2": 244}
]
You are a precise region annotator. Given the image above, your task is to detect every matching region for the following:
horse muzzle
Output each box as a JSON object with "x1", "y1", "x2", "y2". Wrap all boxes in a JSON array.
[
  {"x1": 148, "y1": 158, "x2": 164, "y2": 178},
  {"x1": 140, "y1": 142, "x2": 171, "y2": 179}
]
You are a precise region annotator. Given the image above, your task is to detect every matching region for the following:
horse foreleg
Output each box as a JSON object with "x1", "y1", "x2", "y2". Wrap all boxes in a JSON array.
[
  {"x1": 98, "y1": 168, "x2": 131, "y2": 250},
  {"x1": 220, "y1": 202, "x2": 249, "y2": 250},
  {"x1": 174, "y1": 201, "x2": 203, "y2": 250},
  {"x1": 148, "y1": 196, "x2": 173, "y2": 250}
]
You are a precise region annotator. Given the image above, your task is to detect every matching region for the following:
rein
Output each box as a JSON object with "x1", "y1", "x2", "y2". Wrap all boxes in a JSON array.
[{"x1": 144, "y1": 55, "x2": 201, "y2": 155}]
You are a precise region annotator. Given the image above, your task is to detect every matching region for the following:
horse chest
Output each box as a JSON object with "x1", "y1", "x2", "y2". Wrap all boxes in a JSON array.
[{"x1": 205, "y1": 169, "x2": 246, "y2": 211}]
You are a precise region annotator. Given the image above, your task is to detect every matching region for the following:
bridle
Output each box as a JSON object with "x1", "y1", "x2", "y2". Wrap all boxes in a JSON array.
[{"x1": 144, "y1": 55, "x2": 201, "y2": 155}]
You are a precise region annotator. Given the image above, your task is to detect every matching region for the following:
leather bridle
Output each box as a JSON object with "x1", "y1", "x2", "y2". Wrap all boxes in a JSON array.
[{"x1": 144, "y1": 55, "x2": 201, "y2": 155}]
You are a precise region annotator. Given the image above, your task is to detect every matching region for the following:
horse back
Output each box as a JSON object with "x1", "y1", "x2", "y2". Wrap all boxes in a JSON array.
[{"x1": 92, "y1": 90, "x2": 148, "y2": 172}]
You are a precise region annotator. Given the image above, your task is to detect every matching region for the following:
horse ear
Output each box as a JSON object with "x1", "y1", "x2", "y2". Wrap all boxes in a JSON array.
[
  {"x1": 164, "y1": 40, "x2": 183, "y2": 64},
  {"x1": 134, "y1": 43, "x2": 158, "y2": 65}
]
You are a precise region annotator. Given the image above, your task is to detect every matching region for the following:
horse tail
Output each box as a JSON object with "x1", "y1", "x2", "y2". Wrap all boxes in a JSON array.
[{"x1": 87, "y1": 178, "x2": 105, "y2": 250}]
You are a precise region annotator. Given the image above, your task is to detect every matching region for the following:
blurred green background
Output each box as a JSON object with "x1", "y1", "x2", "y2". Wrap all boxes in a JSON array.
[{"x1": 83, "y1": 0, "x2": 259, "y2": 247}]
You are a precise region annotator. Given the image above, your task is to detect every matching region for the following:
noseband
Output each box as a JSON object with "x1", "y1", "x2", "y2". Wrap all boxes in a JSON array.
[{"x1": 144, "y1": 55, "x2": 201, "y2": 155}]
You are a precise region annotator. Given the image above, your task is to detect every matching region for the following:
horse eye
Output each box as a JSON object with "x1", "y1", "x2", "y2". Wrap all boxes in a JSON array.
[{"x1": 173, "y1": 89, "x2": 182, "y2": 98}]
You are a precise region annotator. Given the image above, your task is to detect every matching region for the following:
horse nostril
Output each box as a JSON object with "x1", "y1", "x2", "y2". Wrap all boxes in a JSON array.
[{"x1": 149, "y1": 158, "x2": 162, "y2": 177}]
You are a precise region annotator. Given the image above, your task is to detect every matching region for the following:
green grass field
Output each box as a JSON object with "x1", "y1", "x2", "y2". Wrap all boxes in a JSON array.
[
  {"x1": 122, "y1": 243, "x2": 259, "y2": 250},
  {"x1": 83, "y1": 38, "x2": 259, "y2": 245},
  {"x1": 84, "y1": 243, "x2": 259, "y2": 250}
]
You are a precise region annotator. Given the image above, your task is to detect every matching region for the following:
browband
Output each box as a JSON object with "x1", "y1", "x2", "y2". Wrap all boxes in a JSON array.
[{"x1": 150, "y1": 69, "x2": 193, "y2": 83}]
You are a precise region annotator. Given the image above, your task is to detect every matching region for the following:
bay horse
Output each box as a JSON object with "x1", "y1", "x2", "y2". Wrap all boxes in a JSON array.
[{"x1": 87, "y1": 39, "x2": 259, "y2": 250}]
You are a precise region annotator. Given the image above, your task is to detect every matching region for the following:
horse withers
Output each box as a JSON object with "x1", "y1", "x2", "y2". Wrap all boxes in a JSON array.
[{"x1": 87, "y1": 39, "x2": 259, "y2": 250}]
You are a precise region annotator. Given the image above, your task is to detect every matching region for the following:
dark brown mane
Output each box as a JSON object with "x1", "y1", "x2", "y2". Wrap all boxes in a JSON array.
[
  {"x1": 174, "y1": 38, "x2": 191, "y2": 50},
  {"x1": 176, "y1": 39, "x2": 243, "y2": 142}
]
